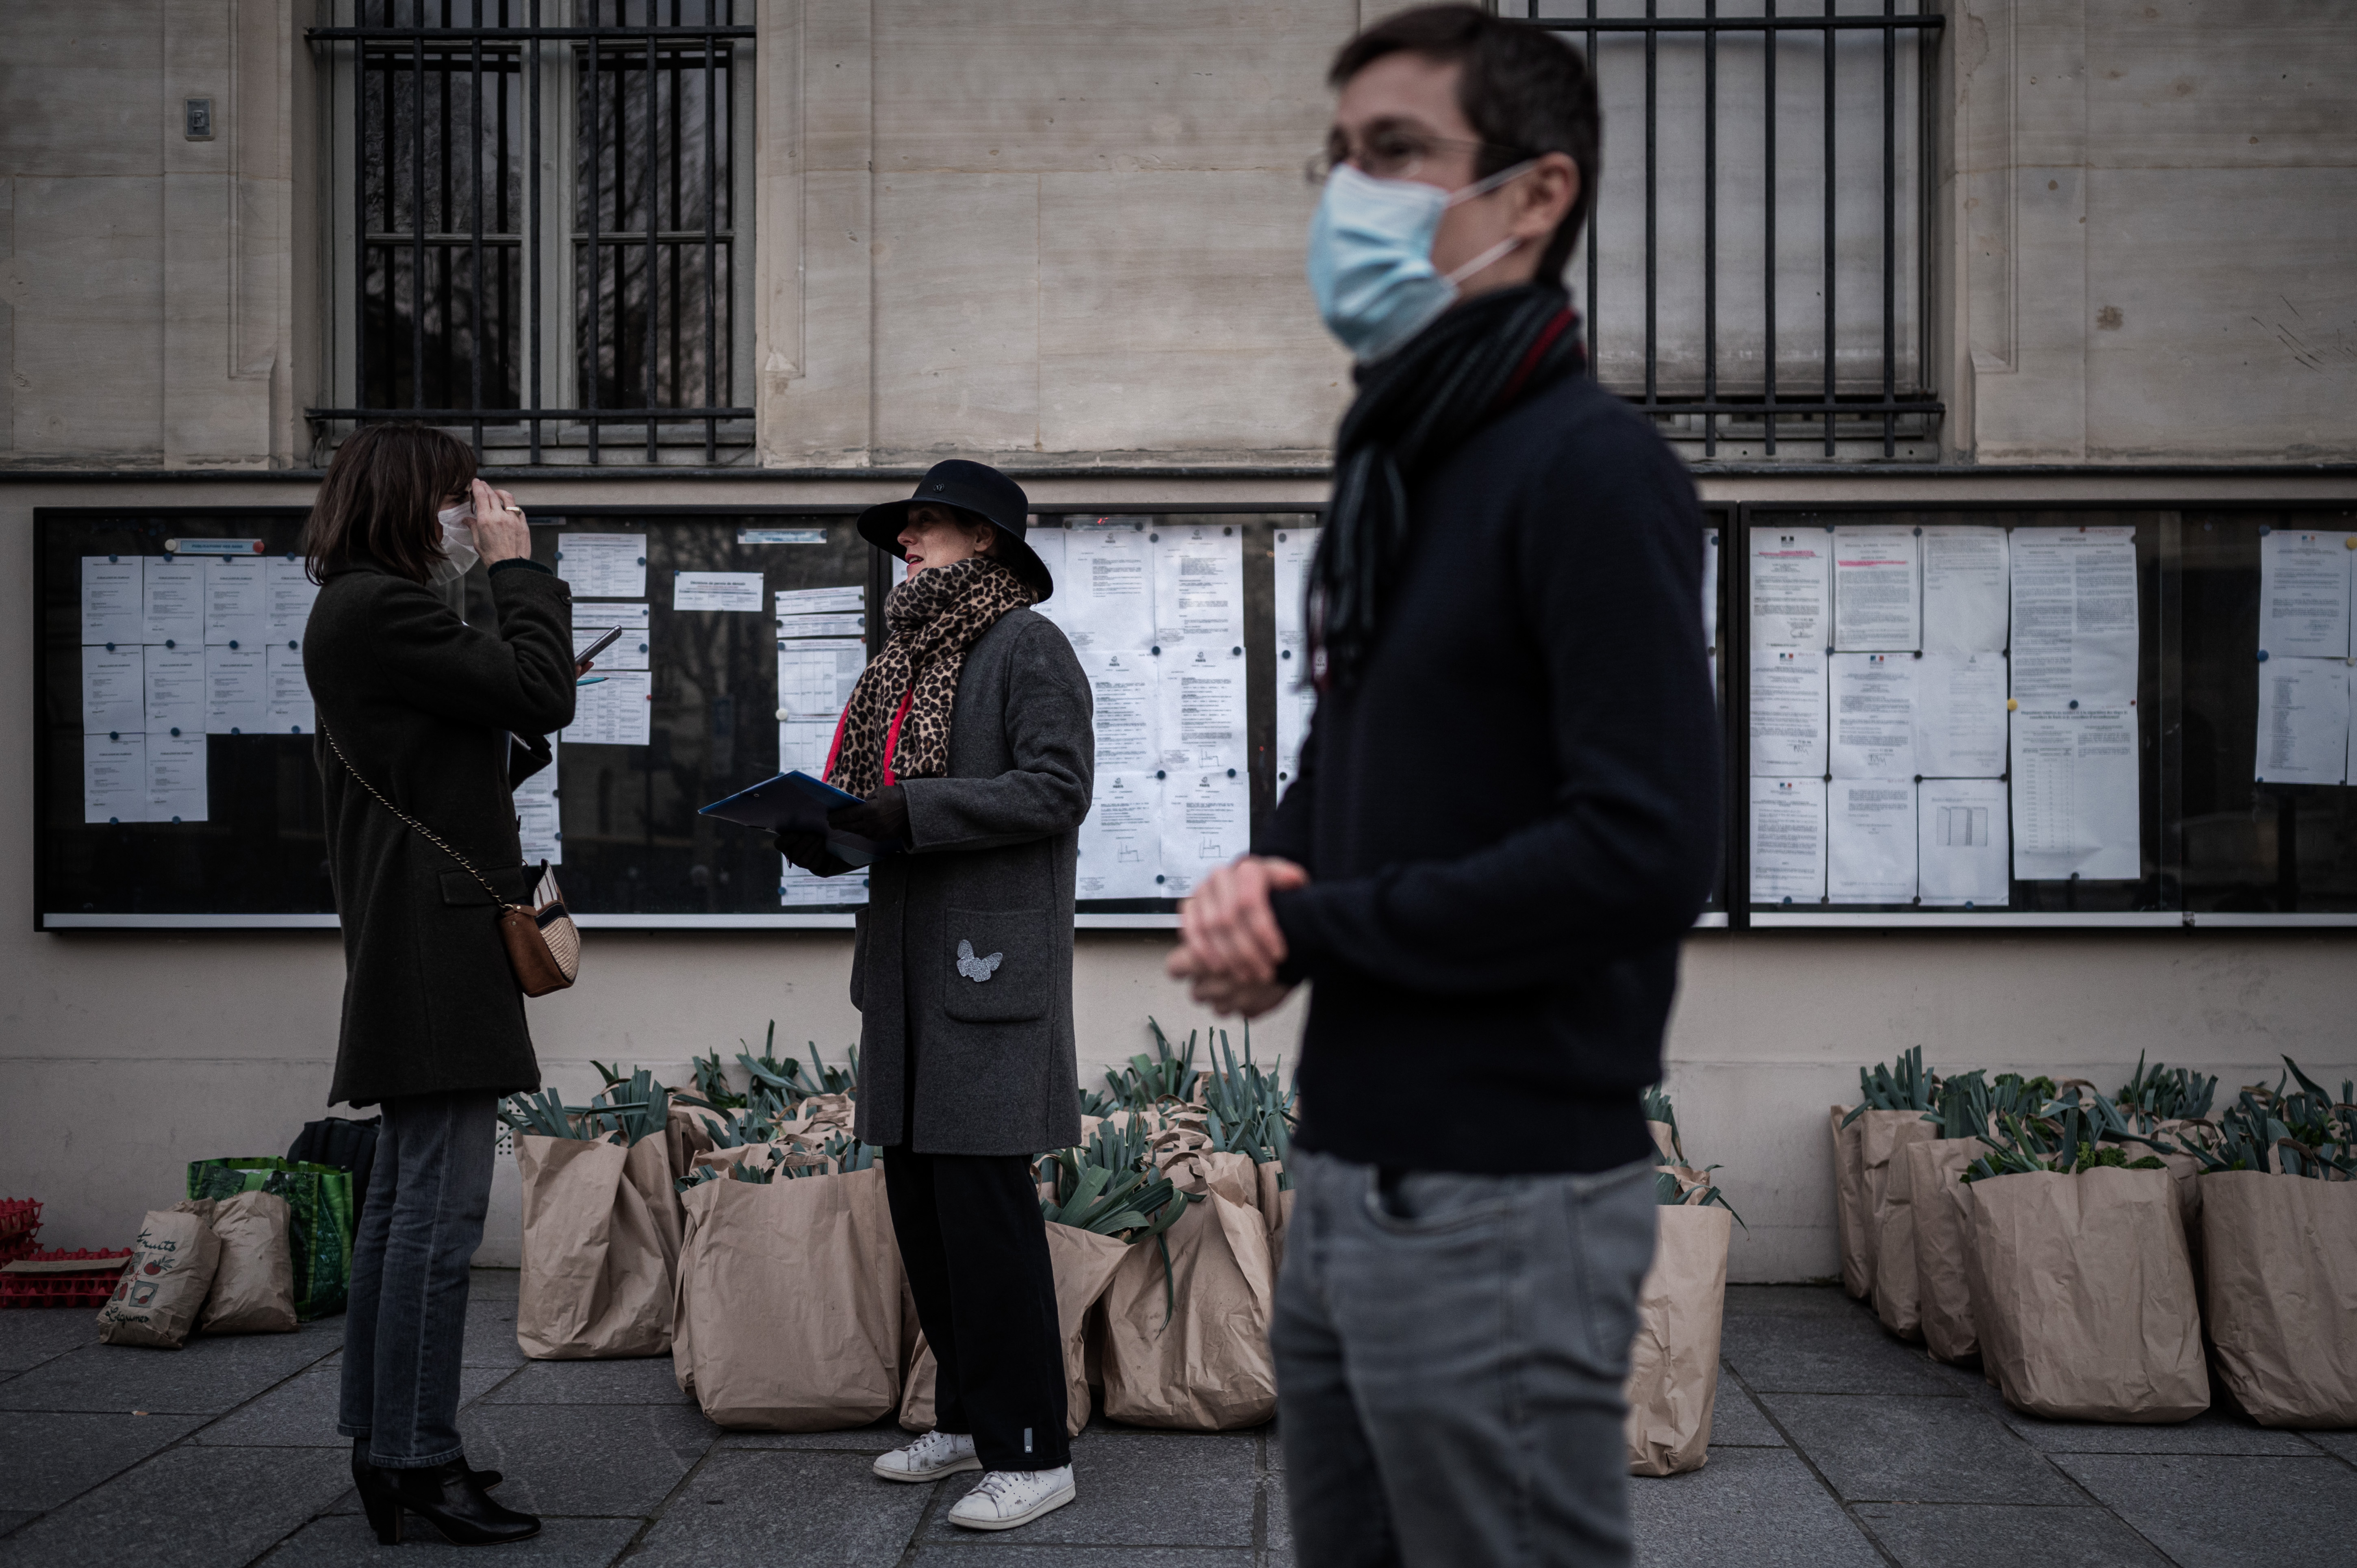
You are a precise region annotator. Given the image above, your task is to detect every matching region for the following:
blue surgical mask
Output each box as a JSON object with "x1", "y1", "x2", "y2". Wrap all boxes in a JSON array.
[{"x1": 1306, "y1": 160, "x2": 1535, "y2": 363}]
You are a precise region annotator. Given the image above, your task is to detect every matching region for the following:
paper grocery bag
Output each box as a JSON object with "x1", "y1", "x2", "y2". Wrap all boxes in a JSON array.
[
  {"x1": 899, "y1": 1330, "x2": 939, "y2": 1432},
  {"x1": 1624, "y1": 1203, "x2": 1732, "y2": 1477},
  {"x1": 187, "y1": 1192, "x2": 297, "y2": 1334},
  {"x1": 898, "y1": 1221, "x2": 1129, "y2": 1438},
  {"x1": 2199, "y1": 1171, "x2": 2357, "y2": 1427},
  {"x1": 1871, "y1": 1117, "x2": 1938, "y2": 1341},
  {"x1": 98, "y1": 1209, "x2": 223, "y2": 1349},
  {"x1": 1101, "y1": 1191, "x2": 1277, "y2": 1430},
  {"x1": 673, "y1": 1166, "x2": 904, "y2": 1429},
  {"x1": 1965, "y1": 1167, "x2": 2208, "y2": 1422},
  {"x1": 1257, "y1": 1162, "x2": 1294, "y2": 1276},
  {"x1": 665, "y1": 1100, "x2": 732, "y2": 1185},
  {"x1": 1163, "y1": 1148, "x2": 1259, "y2": 1209},
  {"x1": 1853, "y1": 1109, "x2": 1925, "y2": 1303},
  {"x1": 515, "y1": 1134, "x2": 682, "y2": 1359},
  {"x1": 1830, "y1": 1106, "x2": 1871, "y2": 1298},
  {"x1": 1906, "y1": 1137, "x2": 1986, "y2": 1364}
]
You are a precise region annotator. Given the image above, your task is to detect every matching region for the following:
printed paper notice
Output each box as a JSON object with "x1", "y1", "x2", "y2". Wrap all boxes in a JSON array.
[
  {"x1": 1077, "y1": 772, "x2": 1165, "y2": 900},
  {"x1": 267, "y1": 643, "x2": 315, "y2": 734},
  {"x1": 779, "y1": 715, "x2": 840, "y2": 776},
  {"x1": 1159, "y1": 770, "x2": 1250, "y2": 899},
  {"x1": 563, "y1": 671, "x2": 653, "y2": 746},
  {"x1": 673, "y1": 571, "x2": 765, "y2": 612},
  {"x1": 781, "y1": 862, "x2": 868, "y2": 908},
  {"x1": 555, "y1": 533, "x2": 647, "y2": 598},
  {"x1": 1751, "y1": 531, "x2": 1831, "y2": 650},
  {"x1": 515, "y1": 737, "x2": 562, "y2": 866},
  {"x1": 145, "y1": 733, "x2": 208, "y2": 823},
  {"x1": 2254, "y1": 657, "x2": 2350, "y2": 785},
  {"x1": 1156, "y1": 647, "x2": 1248, "y2": 773},
  {"x1": 1151, "y1": 524, "x2": 1246, "y2": 650},
  {"x1": 1081, "y1": 648, "x2": 1158, "y2": 772},
  {"x1": 1922, "y1": 525, "x2": 2010, "y2": 654},
  {"x1": 1750, "y1": 776, "x2": 1826, "y2": 904},
  {"x1": 2010, "y1": 707, "x2": 2140, "y2": 881},
  {"x1": 1702, "y1": 529, "x2": 1720, "y2": 650},
  {"x1": 81, "y1": 646, "x2": 147, "y2": 735},
  {"x1": 1274, "y1": 527, "x2": 1322, "y2": 792},
  {"x1": 774, "y1": 612, "x2": 867, "y2": 640},
  {"x1": 1914, "y1": 651, "x2": 2008, "y2": 778},
  {"x1": 84, "y1": 733, "x2": 147, "y2": 824},
  {"x1": 143, "y1": 646, "x2": 206, "y2": 740},
  {"x1": 776, "y1": 638, "x2": 865, "y2": 716},
  {"x1": 1061, "y1": 523, "x2": 1153, "y2": 652},
  {"x1": 265, "y1": 557, "x2": 321, "y2": 644},
  {"x1": 1830, "y1": 652, "x2": 1918, "y2": 779},
  {"x1": 1026, "y1": 530, "x2": 1072, "y2": 637},
  {"x1": 205, "y1": 648, "x2": 269, "y2": 734},
  {"x1": 82, "y1": 557, "x2": 144, "y2": 646},
  {"x1": 143, "y1": 559, "x2": 204, "y2": 646},
  {"x1": 204, "y1": 558, "x2": 268, "y2": 648},
  {"x1": 774, "y1": 586, "x2": 865, "y2": 617},
  {"x1": 1919, "y1": 778, "x2": 2010, "y2": 907},
  {"x1": 1830, "y1": 779, "x2": 1917, "y2": 904},
  {"x1": 2258, "y1": 528, "x2": 2354, "y2": 659},
  {"x1": 578, "y1": 609, "x2": 652, "y2": 672},
  {"x1": 1833, "y1": 525, "x2": 1920, "y2": 651},
  {"x1": 1749, "y1": 648, "x2": 1827, "y2": 777},
  {"x1": 2009, "y1": 527, "x2": 2137, "y2": 707}
]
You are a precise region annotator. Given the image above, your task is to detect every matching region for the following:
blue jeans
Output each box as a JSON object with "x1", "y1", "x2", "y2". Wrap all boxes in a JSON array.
[
  {"x1": 1272, "y1": 1148, "x2": 1658, "y2": 1568},
  {"x1": 337, "y1": 1092, "x2": 497, "y2": 1468}
]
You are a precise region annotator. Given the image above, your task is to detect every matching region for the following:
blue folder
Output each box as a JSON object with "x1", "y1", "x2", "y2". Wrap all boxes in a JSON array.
[{"x1": 698, "y1": 770, "x2": 893, "y2": 867}]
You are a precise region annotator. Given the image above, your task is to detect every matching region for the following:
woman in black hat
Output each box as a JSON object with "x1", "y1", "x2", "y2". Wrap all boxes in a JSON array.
[{"x1": 783, "y1": 460, "x2": 1094, "y2": 1532}]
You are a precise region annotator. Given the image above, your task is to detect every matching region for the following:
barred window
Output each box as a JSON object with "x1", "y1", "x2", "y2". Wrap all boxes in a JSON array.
[{"x1": 309, "y1": 2, "x2": 754, "y2": 465}]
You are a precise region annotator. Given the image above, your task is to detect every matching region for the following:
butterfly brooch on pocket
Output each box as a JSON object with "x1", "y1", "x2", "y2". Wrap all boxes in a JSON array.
[{"x1": 956, "y1": 939, "x2": 1004, "y2": 983}]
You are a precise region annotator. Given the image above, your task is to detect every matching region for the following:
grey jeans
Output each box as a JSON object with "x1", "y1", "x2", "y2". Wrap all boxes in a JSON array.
[
  {"x1": 336, "y1": 1091, "x2": 497, "y2": 1468},
  {"x1": 1272, "y1": 1147, "x2": 1658, "y2": 1568}
]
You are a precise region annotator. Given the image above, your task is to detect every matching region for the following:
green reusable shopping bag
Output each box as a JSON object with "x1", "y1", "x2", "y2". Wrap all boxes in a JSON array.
[{"x1": 187, "y1": 1158, "x2": 355, "y2": 1320}]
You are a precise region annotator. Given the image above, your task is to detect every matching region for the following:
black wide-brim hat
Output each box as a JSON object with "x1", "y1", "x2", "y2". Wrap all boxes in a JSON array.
[{"x1": 857, "y1": 460, "x2": 1053, "y2": 602}]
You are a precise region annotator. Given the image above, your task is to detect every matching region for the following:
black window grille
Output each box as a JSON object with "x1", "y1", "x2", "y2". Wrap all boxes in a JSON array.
[
  {"x1": 1515, "y1": 2, "x2": 1945, "y2": 459},
  {"x1": 306, "y1": 1, "x2": 753, "y2": 465}
]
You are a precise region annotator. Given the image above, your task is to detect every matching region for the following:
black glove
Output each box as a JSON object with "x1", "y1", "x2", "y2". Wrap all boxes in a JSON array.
[
  {"x1": 773, "y1": 828, "x2": 849, "y2": 876},
  {"x1": 828, "y1": 784, "x2": 910, "y2": 846}
]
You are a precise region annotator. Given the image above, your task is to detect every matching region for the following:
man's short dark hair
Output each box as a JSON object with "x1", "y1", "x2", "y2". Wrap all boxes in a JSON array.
[{"x1": 1330, "y1": 4, "x2": 1600, "y2": 284}]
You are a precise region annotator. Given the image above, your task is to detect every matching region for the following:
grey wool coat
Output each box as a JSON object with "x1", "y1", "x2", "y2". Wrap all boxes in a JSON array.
[
  {"x1": 849, "y1": 608, "x2": 1093, "y2": 1156},
  {"x1": 306, "y1": 559, "x2": 577, "y2": 1107}
]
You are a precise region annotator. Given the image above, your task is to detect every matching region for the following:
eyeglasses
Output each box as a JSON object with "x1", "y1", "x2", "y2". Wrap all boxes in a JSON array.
[{"x1": 1304, "y1": 130, "x2": 1535, "y2": 187}]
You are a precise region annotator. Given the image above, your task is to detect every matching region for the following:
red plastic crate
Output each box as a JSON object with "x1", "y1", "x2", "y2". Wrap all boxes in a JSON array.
[
  {"x1": 0, "y1": 1199, "x2": 39, "y2": 1265},
  {"x1": 0, "y1": 1247, "x2": 131, "y2": 1309}
]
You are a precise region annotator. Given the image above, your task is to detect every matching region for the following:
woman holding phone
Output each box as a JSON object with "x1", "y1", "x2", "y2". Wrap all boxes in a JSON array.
[
  {"x1": 779, "y1": 460, "x2": 1094, "y2": 1532},
  {"x1": 301, "y1": 422, "x2": 579, "y2": 1548}
]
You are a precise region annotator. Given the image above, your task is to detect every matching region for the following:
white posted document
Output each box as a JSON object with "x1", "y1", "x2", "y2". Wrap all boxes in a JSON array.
[
  {"x1": 1919, "y1": 777, "x2": 2010, "y2": 907},
  {"x1": 265, "y1": 556, "x2": 321, "y2": 646},
  {"x1": 2254, "y1": 657, "x2": 2350, "y2": 785},
  {"x1": 578, "y1": 629, "x2": 651, "y2": 672},
  {"x1": 1077, "y1": 772, "x2": 1165, "y2": 900},
  {"x1": 203, "y1": 558, "x2": 268, "y2": 648},
  {"x1": 84, "y1": 732, "x2": 148, "y2": 824},
  {"x1": 1273, "y1": 527, "x2": 1321, "y2": 792},
  {"x1": 1702, "y1": 528, "x2": 1720, "y2": 650},
  {"x1": 1156, "y1": 647, "x2": 1248, "y2": 773},
  {"x1": 1834, "y1": 525, "x2": 1921, "y2": 651},
  {"x1": 143, "y1": 558, "x2": 204, "y2": 646},
  {"x1": 1025, "y1": 529, "x2": 1072, "y2": 638},
  {"x1": 1921, "y1": 525, "x2": 2010, "y2": 654},
  {"x1": 1751, "y1": 531, "x2": 1831, "y2": 649},
  {"x1": 146, "y1": 733, "x2": 208, "y2": 823},
  {"x1": 563, "y1": 671, "x2": 653, "y2": 746},
  {"x1": 1080, "y1": 649, "x2": 1159, "y2": 772},
  {"x1": 2011, "y1": 707, "x2": 2140, "y2": 881},
  {"x1": 82, "y1": 557, "x2": 145, "y2": 646},
  {"x1": 778, "y1": 715, "x2": 840, "y2": 776},
  {"x1": 1159, "y1": 770, "x2": 1250, "y2": 898},
  {"x1": 205, "y1": 647, "x2": 269, "y2": 734},
  {"x1": 143, "y1": 646, "x2": 206, "y2": 739},
  {"x1": 1152, "y1": 524, "x2": 1246, "y2": 651},
  {"x1": 1915, "y1": 651, "x2": 2009, "y2": 778},
  {"x1": 1749, "y1": 648, "x2": 1828, "y2": 777},
  {"x1": 774, "y1": 612, "x2": 866, "y2": 640},
  {"x1": 1750, "y1": 776, "x2": 1827, "y2": 904},
  {"x1": 555, "y1": 534, "x2": 647, "y2": 598},
  {"x1": 780, "y1": 862, "x2": 868, "y2": 908},
  {"x1": 673, "y1": 571, "x2": 765, "y2": 612},
  {"x1": 267, "y1": 643, "x2": 315, "y2": 734},
  {"x1": 775, "y1": 638, "x2": 865, "y2": 716},
  {"x1": 2010, "y1": 526, "x2": 2138, "y2": 707},
  {"x1": 82, "y1": 646, "x2": 148, "y2": 735},
  {"x1": 2258, "y1": 527, "x2": 2355, "y2": 659},
  {"x1": 1830, "y1": 653, "x2": 1919, "y2": 779},
  {"x1": 1830, "y1": 780, "x2": 1918, "y2": 904},
  {"x1": 1061, "y1": 524, "x2": 1153, "y2": 652},
  {"x1": 774, "y1": 586, "x2": 865, "y2": 616},
  {"x1": 515, "y1": 737, "x2": 562, "y2": 865}
]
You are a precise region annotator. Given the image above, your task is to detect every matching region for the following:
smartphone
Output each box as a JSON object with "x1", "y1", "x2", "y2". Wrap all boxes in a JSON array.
[{"x1": 576, "y1": 625, "x2": 625, "y2": 664}]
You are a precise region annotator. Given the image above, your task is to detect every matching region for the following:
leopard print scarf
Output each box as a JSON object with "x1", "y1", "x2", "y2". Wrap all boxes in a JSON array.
[{"x1": 827, "y1": 555, "x2": 1036, "y2": 798}]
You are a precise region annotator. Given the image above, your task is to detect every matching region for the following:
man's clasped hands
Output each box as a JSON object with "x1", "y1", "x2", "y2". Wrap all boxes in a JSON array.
[{"x1": 1165, "y1": 855, "x2": 1310, "y2": 1019}]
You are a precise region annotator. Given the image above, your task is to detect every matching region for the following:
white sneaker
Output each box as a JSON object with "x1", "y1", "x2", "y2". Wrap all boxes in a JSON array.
[
  {"x1": 871, "y1": 1429, "x2": 981, "y2": 1483},
  {"x1": 946, "y1": 1465, "x2": 1076, "y2": 1531}
]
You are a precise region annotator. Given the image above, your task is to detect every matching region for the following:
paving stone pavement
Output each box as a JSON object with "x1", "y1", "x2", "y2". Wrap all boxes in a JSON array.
[{"x1": 0, "y1": 1275, "x2": 2348, "y2": 1566}]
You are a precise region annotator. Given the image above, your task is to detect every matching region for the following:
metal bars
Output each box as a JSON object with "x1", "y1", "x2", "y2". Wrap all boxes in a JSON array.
[
  {"x1": 309, "y1": 0, "x2": 752, "y2": 464},
  {"x1": 1530, "y1": 2, "x2": 1943, "y2": 458}
]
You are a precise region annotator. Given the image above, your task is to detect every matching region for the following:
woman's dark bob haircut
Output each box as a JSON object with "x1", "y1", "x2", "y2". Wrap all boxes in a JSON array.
[{"x1": 302, "y1": 422, "x2": 478, "y2": 586}]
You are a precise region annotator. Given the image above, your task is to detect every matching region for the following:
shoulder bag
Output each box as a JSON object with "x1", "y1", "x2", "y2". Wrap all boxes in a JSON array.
[{"x1": 322, "y1": 725, "x2": 581, "y2": 996}]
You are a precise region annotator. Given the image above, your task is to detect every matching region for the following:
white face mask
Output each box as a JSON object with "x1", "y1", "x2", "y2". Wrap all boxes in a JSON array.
[
  {"x1": 1305, "y1": 160, "x2": 1536, "y2": 362},
  {"x1": 431, "y1": 501, "x2": 478, "y2": 586}
]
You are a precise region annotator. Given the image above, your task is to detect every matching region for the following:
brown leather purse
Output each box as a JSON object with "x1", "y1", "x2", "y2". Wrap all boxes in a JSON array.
[{"x1": 323, "y1": 726, "x2": 581, "y2": 996}]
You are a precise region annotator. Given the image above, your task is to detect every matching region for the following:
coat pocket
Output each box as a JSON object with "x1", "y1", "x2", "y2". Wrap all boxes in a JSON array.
[{"x1": 940, "y1": 906, "x2": 1052, "y2": 1024}]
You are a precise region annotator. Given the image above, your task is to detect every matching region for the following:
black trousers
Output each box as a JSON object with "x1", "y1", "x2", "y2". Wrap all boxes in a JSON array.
[{"x1": 883, "y1": 1147, "x2": 1070, "y2": 1471}]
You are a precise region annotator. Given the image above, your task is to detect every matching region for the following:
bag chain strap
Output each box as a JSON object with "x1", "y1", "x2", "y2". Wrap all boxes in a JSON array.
[{"x1": 321, "y1": 724, "x2": 522, "y2": 913}]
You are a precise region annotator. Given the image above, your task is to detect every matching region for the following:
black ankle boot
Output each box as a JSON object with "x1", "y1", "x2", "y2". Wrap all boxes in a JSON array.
[
  {"x1": 385, "y1": 1460, "x2": 540, "y2": 1546},
  {"x1": 351, "y1": 1440, "x2": 402, "y2": 1546}
]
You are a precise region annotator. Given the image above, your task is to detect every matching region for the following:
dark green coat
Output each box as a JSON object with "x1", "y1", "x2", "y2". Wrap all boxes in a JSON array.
[
  {"x1": 306, "y1": 559, "x2": 576, "y2": 1107},
  {"x1": 850, "y1": 609, "x2": 1092, "y2": 1156}
]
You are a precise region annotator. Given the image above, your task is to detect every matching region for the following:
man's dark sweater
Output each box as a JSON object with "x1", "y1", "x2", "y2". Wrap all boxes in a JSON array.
[{"x1": 1260, "y1": 371, "x2": 1721, "y2": 1175}]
